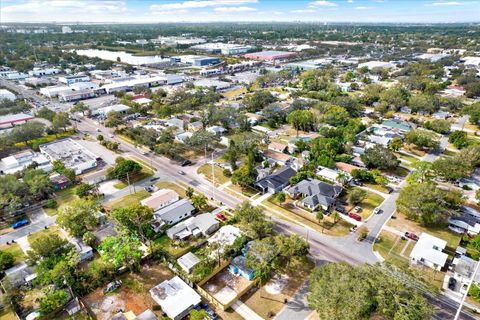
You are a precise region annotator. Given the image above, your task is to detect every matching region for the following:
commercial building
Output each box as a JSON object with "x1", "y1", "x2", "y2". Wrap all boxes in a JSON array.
[
  {"x1": 244, "y1": 50, "x2": 296, "y2": 61},
  {"x1": 28, "y1": 68, "x2": 61, "y2": 77},
  {"x1": 59, "y1": 74, "x2": 90, "y2": 85},
  {"x1": 59, "y1": 89, "x2": 95, "y2": 102},
  {"x1": 69, "y1": 82, "x2": 99, "y2": 91},
  {"x1": 149, "y1": 276, "x2": 201, "y2": 320},
  {"x1": 172, "y1": 55, "x2": 220, "y2": 67},
  {"x1": 40, "y1": 85, "x2": 72, "y2": 98},
  {"x1": 0, "y1": 89, "x2": 16, "y2": 101},
  {"x1": 358, "y1": 61, "x2": 395, "y2": 70},
  {"x1": 0, "y1": 113, "x2": 35, "y2": 127},
  {"x1": 153, "y1": 36, "x2": 206, "y2": 46},
  {"x1": 190, "y1": 43, "x2": 253, "y2": 55},
  {"x1": 100, "y1": 74, "x2": 183, "y2": 94},
  {"x1": 91, "y1": 104, "x2": 131, "y2": 117},
  {"x1": 410, "y1": 233, "x2": 448, "y2": 271},
  {"x1": 39, "y1": 138, "x2": 98, "y2": 174},
  {"x1": 0, "y1": 150, "x2": 52, "y2": 174},
  {"x1": 285, "y1": 59, "x2": 332, "y2": 71}
]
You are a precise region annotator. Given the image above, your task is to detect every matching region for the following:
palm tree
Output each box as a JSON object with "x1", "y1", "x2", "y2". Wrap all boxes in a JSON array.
[
  {"x1": 316, "y1": 211, "x2": 324, "y2": 233},
  {"x1": 336, "y1": 172, "x2": 349, "y2": 187},
  {"x1": 331, "y1": 211, "x2": 340, "y2": 225}
]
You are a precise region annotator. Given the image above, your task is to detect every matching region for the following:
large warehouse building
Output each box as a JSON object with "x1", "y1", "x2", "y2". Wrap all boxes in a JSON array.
[{"x1": 244, "y1": 50, "x2": 296, "y2": 61}]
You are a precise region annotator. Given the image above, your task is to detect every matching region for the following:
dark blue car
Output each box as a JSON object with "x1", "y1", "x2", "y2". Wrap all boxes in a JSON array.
[{"x1": 12, "y1": 219, "x2": 29, "y2": 229}]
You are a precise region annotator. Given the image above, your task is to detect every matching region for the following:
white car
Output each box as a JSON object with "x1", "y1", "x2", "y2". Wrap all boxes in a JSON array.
[{"x1": 373, "y1": 207, "x2": 382, "y2": 214}]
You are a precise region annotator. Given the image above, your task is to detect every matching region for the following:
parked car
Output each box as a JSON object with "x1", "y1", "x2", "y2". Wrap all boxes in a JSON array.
[
  {"x1": 103, "y1": 280, "x2": 122, "y2": 294},
  {"x1": 201, "y1": 303, "x2": 218, "y2": 320},
  {"x1": 216, "y1": 213, "x2": 227, "y2": 222},
  {"x1": 354, "y1": 206, "x2": 362, "y2": 213},
  {"x1": 404, "y1": 232, "x2": 419, "y2": 241},
  {"x1": 180, "y1": 159, "x2": 192, "y2": 167},
  {"x1": 373, "y1": 207, "x2": 382, "y2": 215},
  {"x1": 144, "y1": 186, "x2": 154, "y2": 193},
  {"x1": 177, "y1": 170, "x2": 185, "y2": 175},
  {"x1": 336, "y1": 206, "x2": 346, "y2": 214},
  {"x1": 386, "y1": 187, "x2": 394, "y2": 194},
  {"x1": 12, "y1": 219, "x2": 29, "y2": 229},
  {"x1": 348, "y1": 213, "x2": 362, "y2": 221},
  {"x1": 448, "y1": 277, "x2": 457, "y2": 290}
]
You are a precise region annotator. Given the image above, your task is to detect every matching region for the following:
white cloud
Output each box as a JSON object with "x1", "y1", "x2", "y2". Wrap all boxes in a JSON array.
[
  {"x1": 151, "y1": 0, "x2": 257, "y2": 10},
  {"x1": 355, "y1": 6, "x2": 372, "y2": 9},
  {"x1": 309, "y1": 1, "x2": 338, "y2": 7},
  {"x1": 431, "y1": 1, "x2": 463, "y2": 6},
  {"x1": 292, "y1": 9, "x2": 317, "y2": 13},
  {"x1": 347, "y1": 0, "x2": 354, "y2": 3},
  {"x1": 214, "y1": 6, "x2": 256, "y2": 12}
]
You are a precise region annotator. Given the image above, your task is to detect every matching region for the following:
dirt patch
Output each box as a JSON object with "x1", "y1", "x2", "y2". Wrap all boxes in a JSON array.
[{"x1": 265, "y1": 274, "x2": 289, "y2": 295}]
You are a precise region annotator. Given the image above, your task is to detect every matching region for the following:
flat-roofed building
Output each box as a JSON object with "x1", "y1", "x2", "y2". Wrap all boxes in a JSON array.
[
  {"x1": 28, "y1": 68, "x2": 61, "y2": 77},
  {"x1": 40, "y1": 85, "x2": 72, "y2": 98},
  {"x1": 0, "y1": 149, "x2": 52, "y2": 174},
  {"x1": 59, "y1": 89, "x2": 95, "y2": 102},
  {"x1": 59, "y1": 74, "x2": 90, "y2": 85},
  {"x1": 244, "y1": 50, "x2": 296, "y2": 61},
  {"x1": 39, "y1": 138, "x2": 98, "y2": 174},
  {"x1": 0, "y1": 113, "x2": 35, "y2": 127}
]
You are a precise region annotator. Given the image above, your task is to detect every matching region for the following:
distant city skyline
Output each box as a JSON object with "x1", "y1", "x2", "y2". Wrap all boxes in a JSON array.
[{"x1": 1, "y1": 0, "x2": 479, "y2": 23}]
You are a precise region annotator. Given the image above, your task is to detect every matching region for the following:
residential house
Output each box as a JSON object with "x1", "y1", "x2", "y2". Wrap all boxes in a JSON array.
[
  {"x1": 49, "y1": 173, "x2": 71, "y2": 190},
  {"x1": 166, "y1": 213, "x2": 220, "y2": 240},
  {"x1": 188, "y1": 121, "x2": 203, "y2": 132},
  {"x1": 135, "y1": 309, "x2": 158, "y2": 320},
  {"x1": 432, "y1": 111, "x2": 450, "y2": 120},
  {"x1": 175, "y1": 132, "x2": 193, "y2": 144},
  {"x1": 177, "y1": 252, "x2": 201, "y2": 274},
  {"x1": 453, "y1": 254, "x2": 477, "y2": 294},
  {"x1": 335, "y1": 162, "x2": 361, "y2": 175},
  {"x1": 317, "y1": 167, "x2": 340, "y2": 182},
  {"x1": 4, "y1": 263, "x2": 36, "y2": 288},
  {"x1": 151, "y1": 199, "x2": 195, "y2": 232},
  {"x1": 400, "y1": 106, "x2": 412, "y2": 114},
  {"x1": 410, "y1": 233, "x2": 448, "y2": 271},
  {"x1": 255, "y1": 165, "x2": 297, "y2": 194},
  {"x1": 263, "y1": 149, "x2": 292, "y2": 166},
  {"x1": 208, "y1": 225, "x2": 241, "y2": 247},
  {"x1": 141, "y1": 189, "x2": 179, "y2": 212},
  {"x1": 206, "y1": 125, "x2": 227, "y2": 136},
  {"x1": 458, "y1": 168, "x2": 480, "y2": 191},
  {"x1": 149, "y1": 276, "x2": 201, "y2": 320},
  {"x1": 229, "y1": 256, "x2": 254, "y2": 281},
  {"x1": 268, "y1": 142, "x2": 288, "y2": 154},
  {"x1": 381, "y1": 119, "x2": 413, "y2": 133},
  {"x1": 286, "y1": 178, "x2": 343, "y2": 212},
  {"x1": 70, "y1": 238, "x2": 93, "y2": 262},
  {"x1": 166, "y1": 118, "x2": 185, "y2": 130},
  {"x1": 448, "y1": 206, "x2": 480, "y2": 235}
]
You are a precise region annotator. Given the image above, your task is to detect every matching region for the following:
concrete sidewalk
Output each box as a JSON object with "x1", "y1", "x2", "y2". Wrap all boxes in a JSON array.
[{"x1": 232, "y1": 300, "x2": 263, "y2": 320}]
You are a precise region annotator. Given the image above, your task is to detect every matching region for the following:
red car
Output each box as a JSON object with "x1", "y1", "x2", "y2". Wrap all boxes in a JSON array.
[
  {"x1": 404, "y1": 232, "x2": 419, "y2": 241},
  {"x1": 216, "y1": 213, "x2": 227, "y2": 222},
  {"x1": 348, "y1": 212, "x2": 362, "y2": 221}
]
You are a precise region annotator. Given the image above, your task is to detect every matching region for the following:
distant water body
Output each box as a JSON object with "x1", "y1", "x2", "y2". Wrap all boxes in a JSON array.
[{"x1": 74, "y1": 49, "x2": 168, "y2": 65}]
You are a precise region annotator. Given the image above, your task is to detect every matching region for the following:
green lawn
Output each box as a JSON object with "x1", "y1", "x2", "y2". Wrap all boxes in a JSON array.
[
  {"x1": 0, "y1": 243, "x2": 26, "y2": 264},
  {"x1": 44, "y1": 187, "x2": 78, "y2": 216},
  {"x1": 153, "y1": 234, "x2": 197, "y2": 258},
  {"x1": 27, "y1": 225, "x2": 63, "y2": 245},
  {"x1": 358, "y1": 191, "x2": 385, "y2": 220},
  {"x1": 396, "y1": 152, "x2": 420, "y2": 164},
  {"x1": 373, "y1": 231, "x2": 410, "y2": 269},
  {"x1": 155, "y1": 181, "x2": 187, "y2": 198},
  {"x1": 364, "y1": 183, "x2": 390, "y2": 194},
  {"x1": 197, "y1": 164, "x2": 230, "y2": 186},
  {"x1": 113, "y1": 182, "x2": 127, "y2": 189},
  {"x1": 0, "y1": 309, "x2": 17, "y2": 320},
  {"x1": 105, "y1": 190, "x2": 150, "y2": 210},
  {"x1": 383, "y1": 166, "x2": 410, "y2": 178}
]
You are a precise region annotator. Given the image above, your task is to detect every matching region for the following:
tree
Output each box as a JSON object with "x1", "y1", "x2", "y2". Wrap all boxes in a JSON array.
[
  {"x1": 389, "y1": 137, "x2": 403, "y2": 151},
  {"x1": 223, "y1": 140, "x2": 239, "y2": 170},
  {"x1": 191, "y1": 194, "x2": 208, "y2": 211},
  {"x1": 331, "y1": 211, "x2": 340, "y2": 224},
  {"x1": 286, "y1": 110, "x2": 315, "y2": 136},
  {"x1": 52, "y1": 160, "x2": 76, "y2": 181},
  {"x1": 361, "y1": 145, "x2": 399, "y2": 170},
  {"x1": 52, "y1": 112, "x2": 70, "y2": 132},
  {"x1": 409, "y1": 94, "x2": 438, "y2": 114},
  {"x1": 27, "y1": 233, "x2": 70, "y2": 260},
  {"x1": 397, "y1": 182, "x2": 463, "y2": 225},
  {"x1": 322, "y1": 106, "x2": 350, "y2": 127},
  {"x1": 70, "y1": 102, "x2": 89, "y2": 115},
  {"x1": 99, "y1": 236, "x2": 143, "y2": 272},
  {"x1": 348, "y1": 188, "x2": 367, "y2": 205},
  {"x1": 189, "y1": 309, "x2": 209, "y2": 320},
  {"x1": 104, "y1": 111, "x2": 125, "y2": 128},
  {"x1": 0, "y1": 251, "x2": 15, "y2": 271},
  {"x1": 10, "y1": 122, "x2": 45, "y2": 146},
  {"x1": 57, "y1": 199, "x2": 100, "y2": 237},
  {"x1": 476, "y1": 189, "x2": 480, "y2": 205},
  {"x1": 308, "y1": 263, "x2": 432, "y2": 320},
  {"x1": 243, "y1": 90, "x2": 275, "y2": 112},
  {"x1": 110, "y1": 204, "x2": 154, "y2": 245},
  {"x1": 39, "y1": 289, "x2": 69, "y2": 316},
  {"x1": 432, "y1": 157, "x2": 470, "y2": 181},
  {"x1": 276, "y1": 192, "x2": 286, "y2": 203},
  {"x1": 233, "y1": 202, "x2": 273, "y2": 239},
  {"x1": 448, "y1": 130, "x2": 469, "y2": 149},
  {"x1": 357, "y1": 226, "x2": 369, "y2": 241},
  {"x1": 75, "y1": 183, "x2": 95, "y2": 198},
  {"x1": 405, "y1": 129, "x2": 440, "y2": 150},
  {"x1": 424, "y1": 119, "x2": 450, "y2": 134},
  {"x1": 83, "y1": 231, "x2": 97, "y2": 247},
  {"x1": 186, "y1": 186, "x2": 194, "y2": 198},
  {"x1": 107, "y1": 158, "x2": 142, "y2": 181}
]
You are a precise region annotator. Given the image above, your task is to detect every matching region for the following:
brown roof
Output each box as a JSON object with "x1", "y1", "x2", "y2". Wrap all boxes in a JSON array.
[
  {"x1": 268, "y1": 142, "x2": 287, "y2": 152},
  {"x1": 264, "y1": 150, "x2": 291, "y2": 163},
  {"x1": 335, "y1": 162, "x2": 360, "y2": 174},
  {"x1": 141, "y1": 189, "x2": 179, "y2": 209}
]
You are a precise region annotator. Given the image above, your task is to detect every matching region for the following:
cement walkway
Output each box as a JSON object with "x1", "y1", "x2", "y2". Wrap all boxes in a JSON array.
[{"x1": 231, "y1": 300, "x2": 264, "y2": 320}]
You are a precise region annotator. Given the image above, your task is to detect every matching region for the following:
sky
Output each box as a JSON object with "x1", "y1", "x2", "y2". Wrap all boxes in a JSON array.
[{"x1": 1, "y1": 0, "x2": 479, "y2": 23}]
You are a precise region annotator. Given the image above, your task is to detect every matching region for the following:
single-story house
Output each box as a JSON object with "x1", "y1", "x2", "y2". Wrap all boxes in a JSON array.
[
  {"x1": 166, "y1": 213, "x2": 220, "y2": 240},
  {"x1": 400, "y1": 106, "x2": 412, "y2": 114},
  {"x1": 135, "y1": 309, "x2": 158, "y2": 320},
  {"x1": 70, "y1": 238, "x2": 93, "y2": 262},
  {"x1": 229, "y1": 256, "x2": 254, "y2": 281},
  {"x1": 268, "y1": 142, "x2": 288, "y2": 154},
  {"x1": 175, "y1": 132, "x2": 193, "y2": 144},
  {"x1": 149, "y1": 276, "x2": 201, "y2": 320},
  {"x1": 188, "y1": 121, "x2": 203, "y2": 132},
  {"x1": 151, "y1": 199, "x2": 195, "y2": 232},
  {"x1": 317, "y1": 167, "x2": 340, "y2": 182},
  {"x1": 206, "y1": 125, "x2": 227, "y2": 136},
  {"x1": 4, "y1": 263, "x2": 36, "y2": 288},
  {"x1": 141, "y1": 189, "x2": 179, "y2": 212},
  {"x1": 177, "y1": 252, "x2": 201, "y2": 274},
  {"x1": 432, "y1": 111, "x2": 450, "y2": 120},
  {"x1": 263, "y1": 149, "x2": 292, "y2": 165},
  {"x1": 166, "y1": 118, "x2": 185, "y2": 130},
  {"x1": 410, "y1": 232, "x2": 448, "y2": 271},
  {"x1": 335, "y1": 162, "x2": 360, "y2": 174},
  {"x1": 286, "y1": 178, "x2": 343, "y2": 211},
  {"x1": 254, "y1": 165, "x2": 297, "y2": 194},
  {"x1": 208, "y1": 225, "x2": 242, "y2": 247},
  {"x1": 49, "y1": 173, "x2": 71, "y2": 190}
]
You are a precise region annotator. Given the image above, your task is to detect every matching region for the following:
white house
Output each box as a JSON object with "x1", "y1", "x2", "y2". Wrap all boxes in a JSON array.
[
  {"x1": 150, "y1": 276, "x2": 201, "y2": 320},
  {"x1": 410, "y1": 233, "x2": 448, "y2": 271},
  {"x1": 0, "y1": 89, "x2": 16, "y2": 101},
  {"x1": 177, "y1": 252, "x2": 201, "y2": 274},
  {"x1": 141, "y1": 189, "x2": 179, "y2": 212},
  {"x1": 166, "y1": 213, "x2": 220, "y2": 240}
]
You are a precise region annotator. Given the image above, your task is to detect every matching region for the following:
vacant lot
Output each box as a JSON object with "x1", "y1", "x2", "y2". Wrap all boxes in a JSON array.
[
  {"x1": 104, "y1": 190, "x2": 150, "y2": 210},
  {"x1": 84, "y1": 262, "x2": 173, "y2": 320}
]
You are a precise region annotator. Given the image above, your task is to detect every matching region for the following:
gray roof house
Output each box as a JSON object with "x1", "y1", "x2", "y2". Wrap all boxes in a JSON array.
[
  {"x1": 177, "y1": 252, "x2": 201, "y2": 274},
  {"x1": 286, "y1": 179, "x2": 343, "y2": 211},
  {"x1": 151, "y1": 199, "x2": 195, "y2": 232},
  {"x1": 166, "y1": 213, "x2": 220, "y2": 240},
  {"x1": 254, "y1": 166, "x2": 297, "y2": 194}
]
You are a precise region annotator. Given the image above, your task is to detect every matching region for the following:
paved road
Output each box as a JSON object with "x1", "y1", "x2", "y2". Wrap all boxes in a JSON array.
[{"x1": 0, "y1": 214, "x2": 57, "y2": 246}]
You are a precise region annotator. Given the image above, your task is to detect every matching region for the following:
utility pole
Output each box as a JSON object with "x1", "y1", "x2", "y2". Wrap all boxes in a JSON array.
[
  {"x1": 126, "y1": 172, "x2": 131, "y2": 194},
  {"x1": 211, "y1": 149, "x2": 215, "y2": 201}
]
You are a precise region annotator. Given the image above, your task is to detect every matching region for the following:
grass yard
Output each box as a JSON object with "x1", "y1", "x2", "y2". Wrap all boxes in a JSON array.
[
  {"x1": 264, "y1": 197, "x2": 352, "y2": 236},
  {"x1": 404, "y1": 145, "x2": 427, "y2": 157},
  {"x1": 44, "y1": 187, "x2": 78, "y2": 216},
  {"x1": 105, "y1": 190, "x2": 150, "y2": 210},
  {"x1": 197, "y1": 164, "x2": 230, "y2": 186},
  {"x1": 14, "y1": 130, "x2": 74, "y2": 150},
  {"x1": 155, "y1": 181, "x2": 187, "y2": 198},
  {"x1": 443, "y1": 148, "x2": 459, "y2": 157},
  {"x1": 113, "y1": 182, "x2": 127, "y2": 189},
  {"x1": 387, "y1": 212, "x2": 462, "y2": 250},
  {"x1": 0, "y1": 243, "x2": 26, "y2": 264},
  {"x1": 358, "y1": 191, "x2": 385, "y2": 220},
  {"x1": 373, "y1": 230, "x2": 410, "y2": 269},
  {"x1": 227, "y1": 184, "x2": 259, "y2": 198},
  {"x1": 117, "y1": 134, "x2": 136, "y2": 145},
  {"x1": 364, "y1": 183, "x2": 390, "y2": 194},
  {"x1": 395, "y1": 152, "x2": 420, "y2": 164},
  {"x1": 383, "y1": 166, "x2": 410, "y2": 178},
  {"x1": 241, "y1": 258, "x2": 314, "y2": 319},
  {"x1": 221, "y1": 87, "x2": 247, "y2": 98},
  {"x1": 0, "y1": 310, "x2": 17, "y2": 320},
  {"x1": 27, "y1": 225, "x2": 64, "y2": 245},
  {"x1": 153, "y1": 234, "x2": 198, "y2": 258}
]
